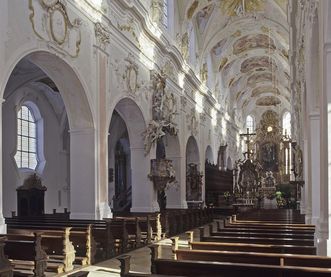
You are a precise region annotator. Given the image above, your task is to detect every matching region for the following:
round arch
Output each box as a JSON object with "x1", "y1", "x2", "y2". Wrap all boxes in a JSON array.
[
  {"x1": 1, "y1": 51, "x2": 96, "y2": 220},
  {"x1": 186, "y1": 136, "x2": 200, "y2": 165},
  {"x1": 185, "y1": 136, "x2": 201, "y2": 203},
  {"x1": 111, "y1": 97, "x2": 146, "y2": 149},
  {"x1": 162, "y1": 133, "x2": 183, "y2": 209},
  {"x1": 110, "y1": 97, "x2": 157, "y2": 212},
  {"x1": 205, "y1": 145, "x2": 214, "y2": 164}
]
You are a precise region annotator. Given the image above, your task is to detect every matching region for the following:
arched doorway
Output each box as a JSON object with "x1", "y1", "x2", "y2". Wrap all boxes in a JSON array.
[
  {"x1": 108, "y1": 111, "x2": 131, "y2": 212},
  {"x1": 108, "y1": 98, "x2": 156, "y2": 213},
  {"x1": 205, "y1": 145, "x2": 214, "y2": 164},
  {"x1": 1, "y1": 51, "x2": 95, "y2": 224},
  {"x1": 185, "y1": 136, "x2": 202, "y2": 206},
  {"x1": 162, "y1": 134, "x2": 184, "y2": 209}
]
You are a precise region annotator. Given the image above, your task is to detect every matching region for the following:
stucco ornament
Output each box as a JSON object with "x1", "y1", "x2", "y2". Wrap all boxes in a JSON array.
[
  {"x1": 187, "y1": 108, "x2": 199, "y2": 136},
  {"x1": 112, "y1": 53, "x2": 149, "y2": 100},
  {"x1": 150, "y1": 0, "x2": 164, "y2": 26},
  {"x1": 29, "y1": 0, "x2": 81, "y2": 57},
  {"x1": 162, "y1": 59, "x2": 177, "y2": 82},
  {"x1": 117, "y1": 17, "x2": 141, "y2": 49},
  {"x1": 124, "y1": 53, "x2": 139, "y2": 95},
  {"x1": 181, "y1": 32, "x2": 189, "y2": 60},
  {"x1": 94, "y1": 22, "x2": 110, "y2": 49},
  {"x1": 200, "y1": 63, "x2": 208, "y2": 84},
  {"x1": 143, "y1": 71, "x2": 178, "y2": 155}
]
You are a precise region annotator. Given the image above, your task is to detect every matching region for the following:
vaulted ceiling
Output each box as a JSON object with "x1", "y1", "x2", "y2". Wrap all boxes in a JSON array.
[{"x1": 180, "y1": 0, "x2": 290, "y2": 120}]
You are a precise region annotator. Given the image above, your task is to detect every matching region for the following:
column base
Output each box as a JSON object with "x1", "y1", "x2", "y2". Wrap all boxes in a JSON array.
[
  {"x1": 316, "y1": 219, "x2": 329, "y2": 255},
  {"x1": 311, "y1": 216, "x2": 320, "y2": 225},
  {"x1": 0, "y1": 217, "x2": 6, "y2": 233},
  {"x1": 166, "y1": 200, "x2": 188, "y2": 209},
  {"x1": 131, "y1": 204, "x2": 159, "y2": 213},
  {"x1": 99, "y1": 202, "x2": 113, "y2": 219},
  {"x1": 70, "y1": 212, "x2": 97, "y2": 220}
]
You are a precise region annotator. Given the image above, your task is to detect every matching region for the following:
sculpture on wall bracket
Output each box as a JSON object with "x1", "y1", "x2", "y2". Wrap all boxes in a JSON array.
[
  {"x1": 148, "y1": 159, "x2": 176, "y2": 191},
  {"x1": 291, "y1": 142, "x2": 303, "y2": 181},
  {"x1": 186, "y1": 163, "x2": 203, "y2": 202},
  {"x1": 150, "y1": 0, "x2": 165, "y2": 26},
  {"x1": 143, "y1": 71, "x2": 178, "y2": 155}
]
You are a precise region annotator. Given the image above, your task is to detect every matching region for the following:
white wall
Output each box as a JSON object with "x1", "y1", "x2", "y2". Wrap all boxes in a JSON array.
[
  {"x1": 2, "y1": 83, "x2": 69, "y2": 216},
  {"x1": 0, "y1": 0, "x2": 242, "y2": 227}
]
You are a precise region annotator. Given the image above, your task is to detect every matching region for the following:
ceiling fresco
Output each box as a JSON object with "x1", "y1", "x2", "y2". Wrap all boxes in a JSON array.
[
  {"x1": 251, "y1": 86, "x2": 280, "y2": 97},
  {"x1": 181, "y1": 0, "x2": 290, "y2": 118},
  {"x1": 247, "y1": 72, "x2": 272, "y2": 87},
  {"x1": 256, "y1": 96, "x2": 281, "y2": 106},
  {"x1": 240, "y1": 56, "x2": 277, "y2": 73},
  {"x1": 233, "y1": 34, "x2": 276, "y2": 55},
  {"x1": 220, "y1": 0, "x2": 265, "y2": 17},
  {"x1": 196, "y1": 4, "x2": 215, "y2": 33}
]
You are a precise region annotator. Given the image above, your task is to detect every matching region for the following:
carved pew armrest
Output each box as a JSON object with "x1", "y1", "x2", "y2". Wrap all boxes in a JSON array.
[{"x1": 117, "y1": 255, "x2": 131, "y2": 277}]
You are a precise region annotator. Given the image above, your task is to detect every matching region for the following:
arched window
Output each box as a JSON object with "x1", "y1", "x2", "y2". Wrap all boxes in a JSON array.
[
  {"x1": 15, "y1": 105, "x2": 38, "y2": 170},
  {"x1": 162, "y1": 0, "x2": 169, "y2": 29},
  {"x1": 246, "y1": 115, "x2": 255, "y2": 133},
  {"x1": 282, "y1": 112, "x2": 291, "y2": 136},
  {"x1": 282, "y1": 112, "x2": 291, "y2": 174}
]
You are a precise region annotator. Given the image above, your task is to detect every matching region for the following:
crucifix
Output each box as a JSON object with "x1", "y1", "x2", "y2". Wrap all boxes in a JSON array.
[{"x1": 240, "y1": 128, "x2": 256, "y2": 159}]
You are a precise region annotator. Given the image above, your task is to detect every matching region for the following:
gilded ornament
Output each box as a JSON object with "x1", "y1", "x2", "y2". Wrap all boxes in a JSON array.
[
  {"x1": 220, "y1": 0, "x2": 264, "y2": 16},
  {"x1": 187, "y1": 1, "x2": 199, "y2": 19}
]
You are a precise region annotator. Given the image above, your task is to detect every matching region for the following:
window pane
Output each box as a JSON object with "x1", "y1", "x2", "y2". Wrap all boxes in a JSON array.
[
  {"x1": 246, "y1": 115, "x2": 254, "y2": 133},
  {"x1": 283, "y1": 112, "x2": 291, "y2": 136},
  {"x1": 162, "y1": 0, "x2": 168, "y2": 28},
  {"x1": 14, "y1": 152, "x2": 21, "y2": 168},
  {"x1": 22, "y1": 136, "x2": 28, "y2": 152},
  {"x1": 21, "y1": 106, "x2": 29, "y2": 119},
  {"x1": 17, "y1": 137, "x2": 21, "y2": 151},
  {"x1": 17, "y1": 120, "x2": 21, "y2": 135},
  {"x1": 16, "y1": 105, "x2": 40, "y2": 170},
  {"x1": 29, "y1": 123, "x2": 36, "y2": 138},
  {"x1": 21, "y1": 120, "x2": 29, "y2": 135},
  {"x1": 29, "y1": 153, "x2": 37, "y2": 169},
  {"x1": 29, "y1": 138, "x2": 36, "y2": 152},
  {"x1": 21, "y1": 151, "x2": 29, "y2": 168}
]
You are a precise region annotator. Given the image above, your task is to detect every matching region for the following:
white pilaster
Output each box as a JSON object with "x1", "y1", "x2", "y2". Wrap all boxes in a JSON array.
[
  {"x1": 166, "y1": 155, "x2": 187, "y2": 209},
  {"x1": 0, "y1": 99, "x2": 6, "y2": 233},
  {"x1": 130, "y1": 147, "x2": 159, "y2": 213},
  {"x1": 309, "y1": 113, "x2": 320, "y2": 225},
  {"x1": 69, "y1": 128, "x2": 97, "y2": 219}
]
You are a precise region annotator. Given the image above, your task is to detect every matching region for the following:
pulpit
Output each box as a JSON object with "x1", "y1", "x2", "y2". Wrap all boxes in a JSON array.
[{"x1": 16, "y1": 173, "x2": 47, "y2": 217}]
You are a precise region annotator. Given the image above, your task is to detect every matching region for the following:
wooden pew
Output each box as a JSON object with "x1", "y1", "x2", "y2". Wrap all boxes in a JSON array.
[
  {"x1": 117, "y1": 246, "x2": 331, "y2": 277},
  {"x1": 113, "y1": 217, "x2": 142, "y2": 248},
  {"x1": 175, "y1": 249, "x2": 331, "y2": 268},
  {"x1": 224, "y1": 217, "x2": 315, "y2": 230},
  {"x1": 1, "y1": 233, "x2": 47, "y2": 277},
  {"x1": 190, "y1": 241, "x2": 316, "y2": 255},
  {"x1": 0, "y1": 237, "x2": 13, "y2": 277},
  {"x1": 8, "y1": 225, "x2": 94, "y2": 266},
  {"x1": 208, "y1": 223, "x2": 314, "y2": 240},
  {"x1": 235, "y1": 209, "x2": 305, "y2": 223},
  {"x1": 6, "y1": 217, "x2": 121, "y2": 261},
  {"x1": 216, "y1": 220, "x2": 315, "y2": 235},
  {"x1": 199, "y1": 227, "x2": 315, "y2": 246},
  {"x1": 6, "y1": 228, "x2": 74, "y2": 273}
]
